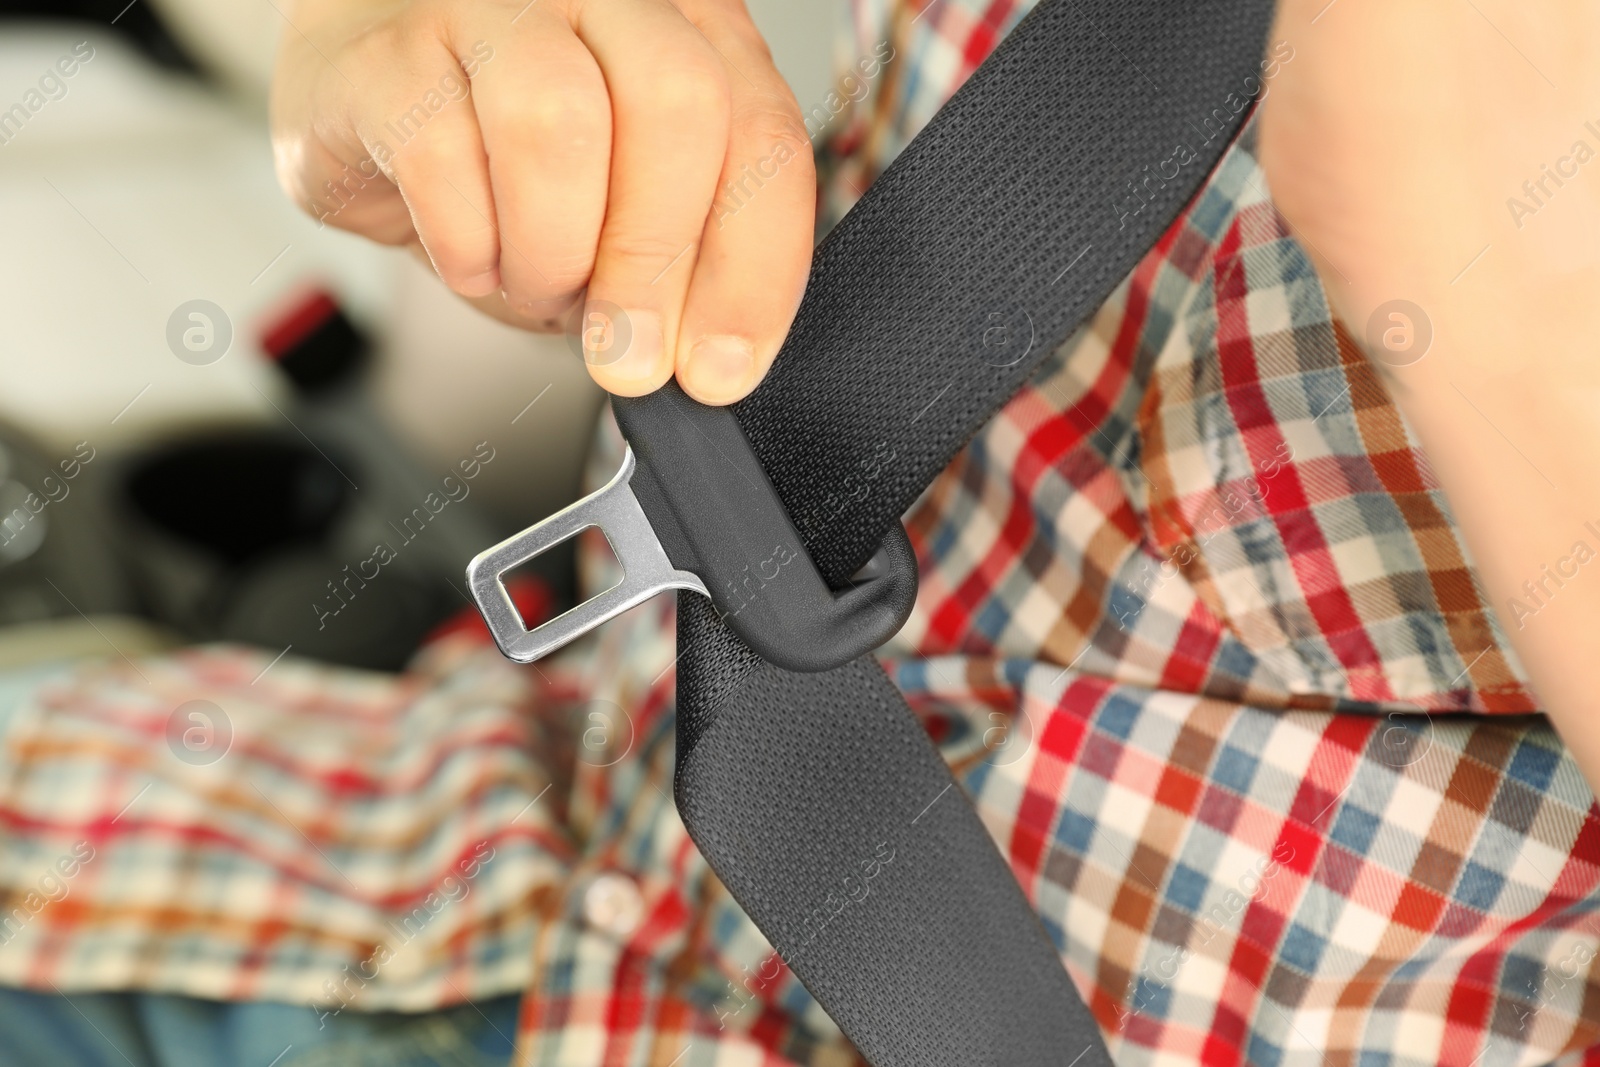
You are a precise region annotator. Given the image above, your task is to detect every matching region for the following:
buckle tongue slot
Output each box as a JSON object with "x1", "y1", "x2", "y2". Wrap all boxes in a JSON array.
[
  {"x1": 468, "y1": 383, "x2": 918, "y2": 673},
  {"x1": 465, "y1": 447, "x2": 707, "y2": 664}
]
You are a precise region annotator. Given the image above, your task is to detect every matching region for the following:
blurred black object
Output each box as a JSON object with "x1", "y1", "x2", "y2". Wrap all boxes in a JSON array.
[
  {"x1": 97, "y1": 287, "x2": 504, "y2": 671},
  {"x1": 0, "y1": 285, "x2": 506, "y2": 673},
  {"x1": 125, "y1": 436, "x2": 346, "y2": 565},
  {"x1": 258, "y1": 288, "x2": 581, "y2": 611},
  {"x1": 0, "y1": 0, "x2": 203, "y2": 75},
  {"x1": 0, "y1": 427, "x2": 134, "y2": 627},
  {"x1": 260, "y1": 288, "x2": 370, "y2": 394},
  {"x1": 120, "y1": 431, "x2": 458, "y2": 672}
]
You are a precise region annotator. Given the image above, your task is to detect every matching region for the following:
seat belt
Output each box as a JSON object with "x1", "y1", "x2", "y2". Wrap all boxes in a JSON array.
[{"x1": 468, "y1": 0, "x2": 1275, "y2": 1061}]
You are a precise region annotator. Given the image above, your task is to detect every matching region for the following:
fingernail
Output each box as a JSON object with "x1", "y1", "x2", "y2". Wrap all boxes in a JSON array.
[
  {"x1": 458, "y1": 267, "x2": 500, "y2": 298},
  {"x1": 587, "y1": 307, "x2": 661, "y2": 382},
  {"x1": 681, "y1": 336, "x2": 755, "y2": 404}
]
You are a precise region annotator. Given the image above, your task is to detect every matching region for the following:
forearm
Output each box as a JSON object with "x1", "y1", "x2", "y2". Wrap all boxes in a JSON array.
[
  {"x1": 1380, "y1": 284, "x2": 1600, "y2": 794},
  {"x1": 1258, "y1": 0, "x2": 1600, "y2": 792}
]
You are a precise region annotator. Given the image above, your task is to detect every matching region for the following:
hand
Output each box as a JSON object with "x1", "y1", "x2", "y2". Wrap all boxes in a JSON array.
[{"x1": 270, "y1": 0, "x2": 816, "y2": 405}]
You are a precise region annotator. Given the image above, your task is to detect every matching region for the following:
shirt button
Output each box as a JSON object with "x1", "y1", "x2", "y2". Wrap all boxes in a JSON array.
[{"x1": 583, "y1": 872, "x2": 644, "y2": 939}]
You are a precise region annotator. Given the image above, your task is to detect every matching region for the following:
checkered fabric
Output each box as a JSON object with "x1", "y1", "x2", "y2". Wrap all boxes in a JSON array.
[{"x1": 0, "y1": 1, "x2": 1597, "y2": 1065}]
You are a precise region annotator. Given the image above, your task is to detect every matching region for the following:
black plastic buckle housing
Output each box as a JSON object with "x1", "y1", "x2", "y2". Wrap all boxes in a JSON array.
[
  {"x1": 466, "y1": 383, "x2": 918, "y2": 673},
  {"x1": 612, "y1": 382, "x2": 919, "y2": 673}
]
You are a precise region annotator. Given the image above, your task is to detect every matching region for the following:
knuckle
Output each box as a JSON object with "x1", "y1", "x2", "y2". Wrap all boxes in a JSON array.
[
  {"x1": 514, "y1": 88, "x2": 610, "y2": 156},
  {"x1": 640, "y1": 61, "x2": 728, "y2": 121},
  {"x1": 517, "y1": 257, "x2": 592, "y2": 297},
  {"x1": 602, "y1": 231, "x2": 696, "y2": 275},
  {"x1": 499, "y1": 237, "x2": 594, "y2": 298},
  {"x1": 734, "y1": 27, "x2": 776, "y2": 68},
  {"x1": 733, "y1": 103, "x2": 812, "y2": 169}
]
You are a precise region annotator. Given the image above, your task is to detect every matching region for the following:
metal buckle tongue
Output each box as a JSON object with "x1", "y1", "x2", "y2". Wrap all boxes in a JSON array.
[
  {"x1": 465, "y1": 447, "x2": 707, "y2": 663},
  {"x1": 468, "y1": 383, "x2": 919, "y2": 673}
]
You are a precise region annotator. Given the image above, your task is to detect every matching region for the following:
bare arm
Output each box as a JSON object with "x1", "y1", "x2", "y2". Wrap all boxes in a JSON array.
[{"x1": 1261, "y1": 0, "x2": 1600, "y2": 790}]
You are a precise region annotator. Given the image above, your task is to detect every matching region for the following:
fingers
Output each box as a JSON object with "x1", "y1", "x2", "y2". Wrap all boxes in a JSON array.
[
  {"x1": 369, "y1": 37, "x2": 502, "y2": 299},
  {"x1": 272, "y1": 0, "x2": 815, "y2": 399},
  {"x1": 572, "y1": 0, "x2": 733, "y2": 396},
  {"x1": 272, "y1": 15, "x2": 418, "y2": 248},
  {"x1": 669, "y1": 3, "x2": 815, "y2": 404},
  {"x1": 467, "y1": 8, "x2": 612, "y2": 323}
]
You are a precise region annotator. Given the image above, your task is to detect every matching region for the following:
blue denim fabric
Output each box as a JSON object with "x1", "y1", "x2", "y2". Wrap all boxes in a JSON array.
[{"x1": 0, "y1": 988, "x2": 521, "y2": 1067}]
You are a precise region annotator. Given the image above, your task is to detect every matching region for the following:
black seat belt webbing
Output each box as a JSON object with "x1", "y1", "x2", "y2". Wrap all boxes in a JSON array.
[{"x1": 619, "y1": 1, "x2": 1277, "y2": 1062}]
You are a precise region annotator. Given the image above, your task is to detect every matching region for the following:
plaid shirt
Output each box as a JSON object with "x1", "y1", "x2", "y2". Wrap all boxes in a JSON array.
[{"x1": 3, "y1": 2, "x2": 1599, "y2": 1065}]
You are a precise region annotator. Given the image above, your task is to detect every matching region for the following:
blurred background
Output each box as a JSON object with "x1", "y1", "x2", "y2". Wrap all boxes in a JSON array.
[{"x1": 0, "y1": 0, "x2": 834, "y2": 673}]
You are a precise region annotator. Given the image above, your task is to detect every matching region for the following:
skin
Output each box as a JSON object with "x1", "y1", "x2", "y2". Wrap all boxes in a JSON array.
[
  {"x1": 1260, "y1": 0, "x2": 1600, "y2": 795},
  {"x1": 270, "y1": 0, "x2": 815, "y2": 405},
  {"x1": 278, "y1": 0, "x2": 1600, "y2": 792}
]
